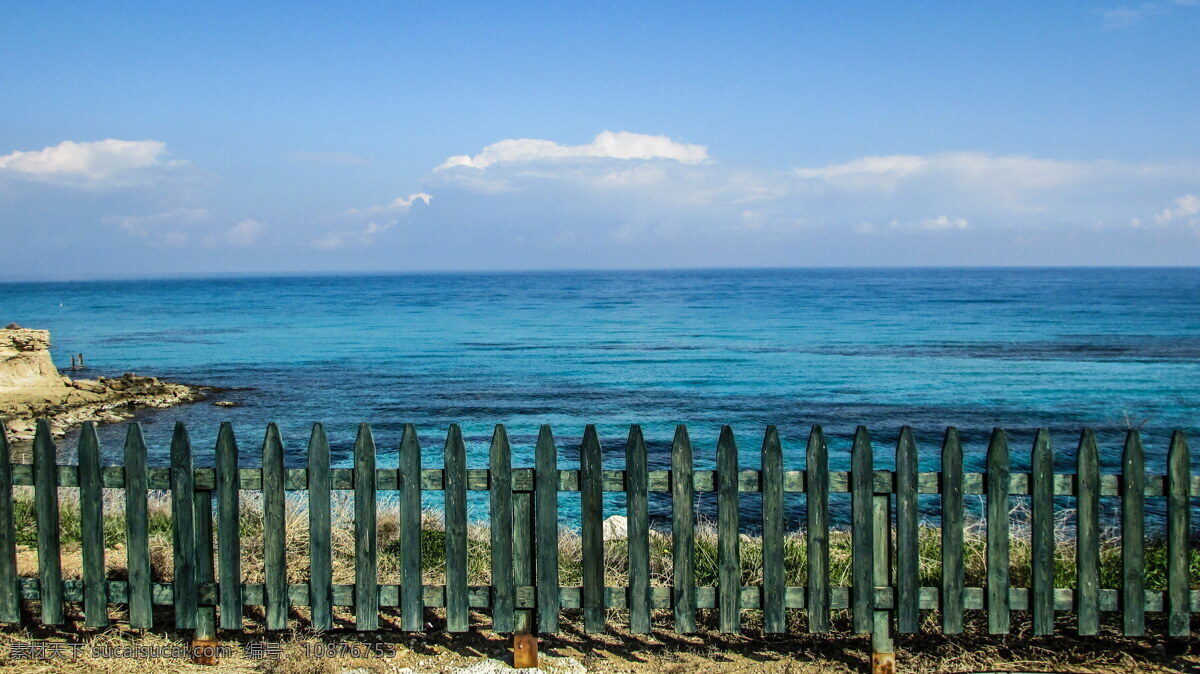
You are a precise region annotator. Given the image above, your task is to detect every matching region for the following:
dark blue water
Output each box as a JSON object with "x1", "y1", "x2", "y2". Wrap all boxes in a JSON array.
[{"x1": 3, "y1": 268, "x2": 1197, "y2": 528}]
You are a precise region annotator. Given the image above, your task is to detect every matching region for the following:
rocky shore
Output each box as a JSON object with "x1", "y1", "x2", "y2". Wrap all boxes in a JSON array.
[{"x1": 0, "y1": 327, "x2": 208, "y2": 441}]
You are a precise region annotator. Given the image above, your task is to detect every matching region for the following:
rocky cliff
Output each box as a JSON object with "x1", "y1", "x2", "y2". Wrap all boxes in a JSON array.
[
  {"x1": 0, "y1": 329, "x2": 66, "y2": 389},
  {"x1": 0, "y1": 328, "x2": 207, "y2": 441}
]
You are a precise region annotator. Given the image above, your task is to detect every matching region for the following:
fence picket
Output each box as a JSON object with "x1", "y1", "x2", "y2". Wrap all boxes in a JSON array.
[
  {"x1": 489, "y1": 425, "x2": 515, "y2": 633},
  {"x1": 895, "y1": 426, "x2": 918, "y2": 633},
  {"x1": 194, "y1": 484, "x2": 216, "y2": 641},
  {"x1": 444, "y1": 424, "x2": 469, "y2": 632},
  {"x1": 580, "y1": 425, "x2": 605, "y2": 633},
  {"x1": 355, "y1": 423, "x2": 379, "y2": 630},
  {"x1": 307, "y1": 423, "x2": 333, "y2": 631},
  {"x1": 717, "y1": 425, "x2": 741, "y2": 634},
  {"x1": 1076, "y1": 429, "x2": 1100, "y2": 635},
  {"x1": 940, "y1": 427, "x2": 964, "y2": 634},
  {"x1": 1121, "y1": 430, "x2": 1145, "y2": 636},
  {"x1": 78, "y1": 422, "x2": 107, "y2": 627},
  {"x1": 169, "y1": 422, "x2": 196, "y2": 630},
  {"x1": 761, "y1": 425, "x2": 785, "y2": 634},
  {"x1": 535, "y1": 424, "x2": 561, "y2": 633},
  {"x1": 0, "y1": 419, "x2": 1197, "y2": 644},
  {"x1": 399, "y1": 423, "x2": 423, "y2": 631},
  {"x1": 806, "y1": 425, "x2": 830, "y2": 633},
  {"x1": 263, "y1": 423, "x2": 288, "y2": 630},
  {"x1": 216, "y1": 422, "x2": 244, "y2": 630},
  {"x1": 124, "y1": 423, "x2": 152, "y2": 628},
  {"x1": 513, "y1": 474, "x2": 534, "y2": 637},
  {"x1": 851, "y1": 425, "x2": 874, "y2": 634},
  {"x1": 1030, "y1": 428, "x2": 1054, "y2": 635},
  {"x1": 986, "y1": 428, "x2": 1010, "y2": 634},
  {"x1": 671, "y1": 425, "x2": 696, "y2": 634},
  {"x1": 627, "y1": 425, "x2": 651, "y2": 633},
  {"x1": 0, "y1": 423, "x2": 16, "y2": 623},
  {"x1": 1167, "y1": 430, "x2": 1190, "y2": 637}
]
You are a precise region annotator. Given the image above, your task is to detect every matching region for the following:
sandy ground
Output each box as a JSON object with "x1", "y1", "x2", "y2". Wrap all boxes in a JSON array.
[{"x1": 1, "y1": 606, "x2": 1199, "y2": 673}]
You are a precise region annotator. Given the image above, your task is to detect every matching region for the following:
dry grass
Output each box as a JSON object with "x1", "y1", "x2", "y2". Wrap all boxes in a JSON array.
[
  {"x1": 10, "y1": 486, "x2": 1200, "y2": 593},
  {"x1": 4, "y1": 487, "x2": 1200, "y2": 672}
]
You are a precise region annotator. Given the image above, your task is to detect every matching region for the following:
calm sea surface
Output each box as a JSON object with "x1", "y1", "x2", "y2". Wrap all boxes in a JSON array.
[{"x1": 3, "y1": 268, "x2": 1198, "y2": 527}]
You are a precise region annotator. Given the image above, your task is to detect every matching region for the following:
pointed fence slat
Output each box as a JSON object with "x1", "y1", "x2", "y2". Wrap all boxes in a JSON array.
[
  {"x1": 399, "y1": 423, "x2": 424, "y2": 631},
  {"x1": 580, "y1": 425, "x2": 605, "y2": 634},
  {"x1": 3, "y1": 420, "x2": 1200, "y2": 641},
  {"x1": 33, "y1": 420, "x2": 63, "y2": 625},
  {"x1": 307, "y1": 423, "x2": 333, "y2": 631},
  {"x1": 1030, "y1": 428, "x2": 1054, "y2": 635},
  {"x1": 895, "y1": 426, "x2": 918, "y2": 633},
  {"x1": 985, "y1": 428, "x2": 1011, "y2": 635},
  {"x1": 124, "y1": 423, "x2": 153, "y2": 628},
  {"x1": 1121, "y1": 430, "x2": 1146, "y2": 636},
  {"x1": 535, "y1": 425, "x2": 561, "y2": 633},
  {"x1": 170, "y1": 422, "x2": 196, "y2": 629},
  {"x1": 216, "y1": 422, "x2": 244, "y2": 630},
  {"x1": 444, "y1": 424, "x2": 469, "y2": 632},
  {"x1": 262, "y1": 423, "x2": 288, "y2": 630},
  {"x1": 671, "y1": 425, "x2": 696, "y2": 634},
  {"x1": 1167, "y1": 430, "x2": 1190, "y2": 637},
  {"x1": 0, "y1": 424, "x2": 17, "y2": 623},
  {"x1": 78, "y1": 422, "x2": 108, "y2": 627},
  {"x1": 717, "y1": 425, "x2": 741, "y2": 634},
  {"x1": 1076, "y1": 429, "x2": 1100, "y2": 636},
  {"x1": 355, "y1": 423, "x2": 379, "y2": 630},
  {"x1": 850, "y1": 426, "x2": 874, "y2": 634},
  {"x1": 761, "y1": 426, "x2": 785, "y2": 634},
  {"x1": 489, "y1": 426, "x2": 515, "y2": 633},
  {"x1": 940, "y1": 427, "x2": 964, "y2": 634},
  {"x1": 627, "y1": 425, "x2": 651, "y2": 634},
  {"x1": 806, "y1": 425, "x2": 831, "y2": 633}
]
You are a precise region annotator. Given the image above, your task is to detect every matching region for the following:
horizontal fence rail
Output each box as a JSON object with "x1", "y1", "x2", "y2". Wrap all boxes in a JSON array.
[{"x1": 0, "y1": 418, "x2": 1195, "y2": 647}]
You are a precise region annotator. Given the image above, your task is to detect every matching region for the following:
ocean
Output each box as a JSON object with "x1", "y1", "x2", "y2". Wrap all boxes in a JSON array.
[{"x1": 3, "y1": 267, "x2": 1198, "y2": 528}]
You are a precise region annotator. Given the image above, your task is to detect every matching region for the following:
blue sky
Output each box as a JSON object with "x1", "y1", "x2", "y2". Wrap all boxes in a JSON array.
[{"x1": 2, "y1": 1, "x2": 1199, "y2": 279}]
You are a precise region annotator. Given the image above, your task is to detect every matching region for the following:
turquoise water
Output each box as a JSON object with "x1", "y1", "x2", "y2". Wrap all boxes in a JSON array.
[{"x1": 2, "y1": 268, "x2": 1198, "y2": 526}]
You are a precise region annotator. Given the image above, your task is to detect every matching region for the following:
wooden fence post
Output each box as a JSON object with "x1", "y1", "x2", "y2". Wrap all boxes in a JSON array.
[
  {"x1": 513, "y1": 438, "x2": 537, "y2": 669},
  {"x1": 490, "y1": 425, "x2": 515, "y2": 634},
  {"x1": 851, "y1": 426, "x2": 874, "y2": 634},
  {"x1": 940, "y1": 427, "x2": 964, "y2": 634},
  {"x1": 671, "y1": 425, "x2": 696, "y2": 633},
  {"x1": 580, "y1": 425, "x2": 605, "y2": 634},
  {"x1": 0, "y1": 422, "x2": 16, "y2": 624},
  {"x1": 871, "y1": 465, "x2": 894, "y2": 674},
  {"x1": 33, "y1": 420, "x2": 63, "y2": 625},
  {"x1": 807, "y1": 425, "x2": 830, "y2": 633},
  {"x1": 985, "y1": 428, "x2": 1010, "y2": 635}
]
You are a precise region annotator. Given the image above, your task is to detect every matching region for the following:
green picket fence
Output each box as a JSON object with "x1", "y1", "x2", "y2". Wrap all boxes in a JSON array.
[{"x1": 0, "y1": 418, "x2": 1195, "y2": 645}]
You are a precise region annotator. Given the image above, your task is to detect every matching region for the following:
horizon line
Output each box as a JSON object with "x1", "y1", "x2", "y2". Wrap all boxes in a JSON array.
[{"x1": 2, "y1": 263, "x2": 1200, "y2": 285}]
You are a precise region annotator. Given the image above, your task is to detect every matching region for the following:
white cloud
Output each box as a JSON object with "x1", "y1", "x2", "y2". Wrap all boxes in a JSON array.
[
  {"x1": 102, "y1": 208, "x2": 211, "y2": 236},
  {"x1": 312, "y1": 222, "x2": 390, "y2": 250},
  {"x1": 1153, "y1": 194, "x2": 1200, "y2": 226},
  {"x1": 793, "y1": 152, "x2": 1094, "y2": 204},
  {"x1": 917, "y1": 215, "x2": 970, "y2": 230},
  {"x1": 343, "y1": 192, "x2": 431, "y2": 217},
  {"x1": 1100, "y1": 0, "x2": 1198, "y2": 28},
  {"x1": 0, "y1": 139, "x2": 183, "y2": 188},
  {"x1": 435, "y1": 131, "x2": 708, "y2": 171},
  {"x1": 222, "y1": 219, "x2": 265, "y2": 247}
]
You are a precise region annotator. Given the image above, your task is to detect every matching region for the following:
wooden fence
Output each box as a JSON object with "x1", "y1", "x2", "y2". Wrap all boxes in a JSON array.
[{"x1": 0, "y1": 418, "x2": 1195, "y2": 659}]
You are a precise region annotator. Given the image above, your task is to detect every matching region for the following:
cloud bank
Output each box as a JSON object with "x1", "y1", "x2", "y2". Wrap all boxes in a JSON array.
[
  {"x1": 0, "y1": 139, "x2": 183, "y2": 188},
  {"x1": 435, "y1": 131, "x2": 708, "y2": 170}
]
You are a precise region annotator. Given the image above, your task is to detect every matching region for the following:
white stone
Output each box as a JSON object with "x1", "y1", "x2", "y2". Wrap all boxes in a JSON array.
[{"x1": 602, "y1": 515, "x2": 628, "y2": 540}]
